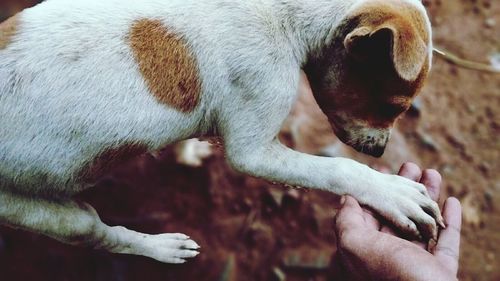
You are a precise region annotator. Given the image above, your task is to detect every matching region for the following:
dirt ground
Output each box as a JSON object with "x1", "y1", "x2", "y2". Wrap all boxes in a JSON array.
[{"x1": 0, "y1": 0, "x2": 499, "y2": 280}]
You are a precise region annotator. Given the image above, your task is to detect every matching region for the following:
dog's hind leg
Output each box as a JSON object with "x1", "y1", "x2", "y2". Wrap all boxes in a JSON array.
[{"x1": 0, "y1": 190, "x2": 200, "y2": 263}]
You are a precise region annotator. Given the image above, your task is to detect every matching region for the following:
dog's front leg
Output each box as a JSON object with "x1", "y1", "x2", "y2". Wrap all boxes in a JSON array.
[
  {"x1": 219, "y1": 77, "x2": 443, "y2": 239},
  {"x1": 229, "y1": 138, "x2": 444, "y2": 239}
]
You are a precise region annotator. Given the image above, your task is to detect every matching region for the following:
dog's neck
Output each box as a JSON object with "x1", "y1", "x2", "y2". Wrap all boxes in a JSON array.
[{"x1": 274, "y1": 0, "x2": 361, "y2": 65}]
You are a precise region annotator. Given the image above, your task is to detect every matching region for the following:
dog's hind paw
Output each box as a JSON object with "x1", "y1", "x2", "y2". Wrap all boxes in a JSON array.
[
  {"x1": 111, "y1": 230, "x2": 201, "y2": 264},
  {"x1": 145, "y1": 233, "x2": 201, "y2": 264}
]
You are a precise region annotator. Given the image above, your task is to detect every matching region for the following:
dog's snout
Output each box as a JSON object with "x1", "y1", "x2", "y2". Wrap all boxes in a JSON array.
[{"x1": 332, "y1": 124, "x2": 391, "y2": 158}]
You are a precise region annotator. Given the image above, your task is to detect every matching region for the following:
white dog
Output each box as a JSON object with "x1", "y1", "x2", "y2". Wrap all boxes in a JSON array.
[{"x1": 0, "y1": 0, "x2": 444, "y2": 263}]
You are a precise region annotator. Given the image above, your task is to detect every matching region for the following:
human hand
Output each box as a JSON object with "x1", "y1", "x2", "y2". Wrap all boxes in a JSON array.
[{"x1": 333, "y1": 163, "x2": 462, "y2": 281}]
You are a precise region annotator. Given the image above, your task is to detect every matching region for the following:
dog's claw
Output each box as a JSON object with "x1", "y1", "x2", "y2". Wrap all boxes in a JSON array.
[{"x1": 437, "y1": 216, "x2": 446, "y2": 229}]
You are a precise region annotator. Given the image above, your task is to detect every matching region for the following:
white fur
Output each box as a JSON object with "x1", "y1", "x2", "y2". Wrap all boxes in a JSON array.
[{"x1": 0, "y1": 0, "x2": 438, "y2": 263}]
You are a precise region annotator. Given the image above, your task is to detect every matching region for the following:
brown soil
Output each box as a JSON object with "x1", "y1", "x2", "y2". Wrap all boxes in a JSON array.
[{"x1": 0, "y1": 0, "x2": 499, "y2": 280}]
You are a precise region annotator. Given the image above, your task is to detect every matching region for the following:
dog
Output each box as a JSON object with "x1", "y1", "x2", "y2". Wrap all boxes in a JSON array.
[{"x1": 0, "y1": 0, "x2": 444, "y2": 264}]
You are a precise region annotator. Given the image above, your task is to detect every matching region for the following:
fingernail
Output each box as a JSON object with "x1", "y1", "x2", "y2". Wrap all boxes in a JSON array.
[{"x1": 340, "y1": 196, "x2": 346, "y2": 205}]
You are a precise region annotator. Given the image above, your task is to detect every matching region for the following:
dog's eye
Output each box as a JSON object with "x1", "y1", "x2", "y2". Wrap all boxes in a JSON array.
[{"x1": 379, "y1": 103, "x2": 407, "y2": 118}]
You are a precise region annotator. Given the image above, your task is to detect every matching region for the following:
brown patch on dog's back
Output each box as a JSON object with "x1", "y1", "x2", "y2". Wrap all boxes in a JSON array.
[
  {"x1": 0, "y1": 15, "x2": 19, "y2": 50},
  {"x1": 78, "y1": 144, "x2": 148, "y2": 183},
  {"x1": 129, "y1": 19, "x2": 201, "y2": 112}
]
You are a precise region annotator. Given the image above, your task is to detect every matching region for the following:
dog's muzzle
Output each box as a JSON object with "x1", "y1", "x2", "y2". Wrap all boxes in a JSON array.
[{"x1": 332, "y1": 124, "x2": 390, "y2": 158}]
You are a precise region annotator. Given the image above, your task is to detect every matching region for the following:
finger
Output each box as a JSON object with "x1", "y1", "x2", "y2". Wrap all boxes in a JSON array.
[
  {"x1": 398, "y1": 162, "x2": 422, "y2": 181},
  {"x1": 419, "y1": 170, "x2": 445, "y2": 228},
  {"x1": 435, "y1": 198, "x2": 462, "y2": 275},
  {"x1": 419, "y1": 169, "x2": 442, "y2": 203},
  {"x1": 335, "y1": 196, "x2": 366, "y2": 235},
  {"x1": 362, "y1": 208, "x2": 380, "y2": 230}
]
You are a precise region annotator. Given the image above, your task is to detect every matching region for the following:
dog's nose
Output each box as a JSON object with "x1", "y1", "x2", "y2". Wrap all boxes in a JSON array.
[
  {"x1": 367, "y1": 145, "x2": 386, "y2": 158},
  {"x1": 352, "y1": 143, "x2": 387, "y2": 158}
]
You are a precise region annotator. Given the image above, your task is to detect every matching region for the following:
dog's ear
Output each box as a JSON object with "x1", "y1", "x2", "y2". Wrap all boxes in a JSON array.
[{"x1": 344, "y1": 21, "x2": 428, "y2": 81}]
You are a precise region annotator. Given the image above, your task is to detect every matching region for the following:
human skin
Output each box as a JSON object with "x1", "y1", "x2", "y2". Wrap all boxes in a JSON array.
[{"x1": 333, "y1": 163, "x2": 462, "y2": 281}]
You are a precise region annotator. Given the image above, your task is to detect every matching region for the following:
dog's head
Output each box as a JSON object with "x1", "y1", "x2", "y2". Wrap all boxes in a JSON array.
[{"x1": 304, "y1": 0, "x2": 432, "y2": 157}]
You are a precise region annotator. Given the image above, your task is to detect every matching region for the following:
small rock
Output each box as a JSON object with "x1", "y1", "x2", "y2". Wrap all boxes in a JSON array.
[
  {"x1": 418, "y1": 132, "x2": 439, "y2": 151},
  {"x1": 466, "y1": 103, "x2": 476, "y2": 113},
  {"x1": 484, "y1": 18, "x2": 496, "y2": 28},
  {"x1": 485, "y1": 264, "x2": 493, "y2": 272},
  {"x1": 267, "y1": 189, "x2": 285, "y2": 207},
  {"x1": 311, "y1": 203, "x2": 334, "y2": 236},
  {"x1": 433, "y1": 16, "x2": 443, "y2": 25},
  {"x1": 242, "y1": 197, "x2": 253, "y2": 209},
  {"x1": 483, "y1": 191, "x2": 493, "y2": 210},
  {"x1": 487, "y1": 252, "x2": 495, "y2": 261},
  {"x1": 441, "y1": 164, "x2": 455, "y2": 176},
  {"x1": 285, "y1": 189, "x2": 301, "y2": 201},
  {"x1": 272, "y1": 267, "x2": 286, "y2": 281},
  {"x1": 495, "y1": 182, "x2": 500, "y2": 192},
  {"x1": 461, "y1": 194, "x2": 482, "y2": 227},
  {"x1": 407, "y1": 97, "x2": 423, "y2": 117},
  {"x1": 218, "y1": 254, "x2": 237, "y2": 281},
  {"x1": 490, "y1": 53, "x2": 500, "y2": 71},
  {"x1": 174, "y1": 138, "x2": 213, "y2": 167},
  {"x1": 478, "y1": 161, "x2": 491, "y2": 175},
  {"x1": 282, "y1": 248, "x2": 333, "y2": 270},
  {"x1": 247, "y1": 221, "x2": 275, "y2": 249}
]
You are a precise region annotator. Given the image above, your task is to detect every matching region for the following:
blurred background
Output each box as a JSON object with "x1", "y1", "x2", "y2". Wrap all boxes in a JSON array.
[{"x1": 0, "y1": 0, "x2": 499, "y2": 280}]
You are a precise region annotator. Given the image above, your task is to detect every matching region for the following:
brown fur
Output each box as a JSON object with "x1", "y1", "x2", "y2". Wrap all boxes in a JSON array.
[
  {"x1": 78, "y1": 144, "x2": 148, "y2": 183},
  {"x1": 0, "y1": 15, "x2": 19, "y2": 50},
  {"x1": 129, "y1": 19, "x2": 201, "y2": 112},
  {"x1": 350, "y1": 0, "x2": 429, "y2": 42},
  {"x1": 346, "y1": 0, "x2": 429, "y2": 81}
]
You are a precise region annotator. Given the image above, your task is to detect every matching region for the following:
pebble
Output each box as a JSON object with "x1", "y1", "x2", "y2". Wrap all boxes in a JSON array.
[
  {"x1": 495, "y1": 182, "x2": 500, "y2": 192},
  {"x1": 484, "y1": 18, "x2": 496, "y2": 28},
  {"x1": 272, "y1": 267, "x2": 286, "y2": 281},
  {"x1": 408, "y1": 97, "x2": 423, "y2": 117},
  {"x1": 441, "y1": 164, "x2": 455, "y2": 175},
  {"x1": 218, "y1": 254, "x2": 237, "y2": 281},
  {"x1": 485, "y1": 264, "x2": 493, "y2": 272},
  {"x1": 478, "y1": 161, "x2": 491, "y2": 174},
  {"x1": 490, "y1": 53, "x2": 500, "y2": 71},
  {"x1": 419, "y1": 132, "x2": 439, "y2": 151},
  {"x1": 285, "y1": 189, "x2": 301, "y2": 201},
  {"x1": 282, "y1": 248, "x2": 332, "y2": 270},
  {"x1": 268, "y1": 189, "x2": 285, "y2": 207}
]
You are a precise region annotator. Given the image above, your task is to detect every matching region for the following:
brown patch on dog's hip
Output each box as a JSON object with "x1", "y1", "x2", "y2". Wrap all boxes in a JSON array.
[
  {"x1": 0, "y1": 15, "x2": 19, "y2": 50},
  {"x1": 129, "y1": 19, "x2": 201, "y2": 112}
]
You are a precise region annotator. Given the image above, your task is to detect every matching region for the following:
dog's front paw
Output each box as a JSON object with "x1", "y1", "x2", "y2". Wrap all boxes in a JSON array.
[{"x1": 361, "y1": 173, "x2": 445, "y2": 240}]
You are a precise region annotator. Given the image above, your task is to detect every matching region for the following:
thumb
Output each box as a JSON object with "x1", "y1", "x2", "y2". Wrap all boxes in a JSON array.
[{"x1": 335, "y1": 196, "x2": 366, "y2": 233}]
